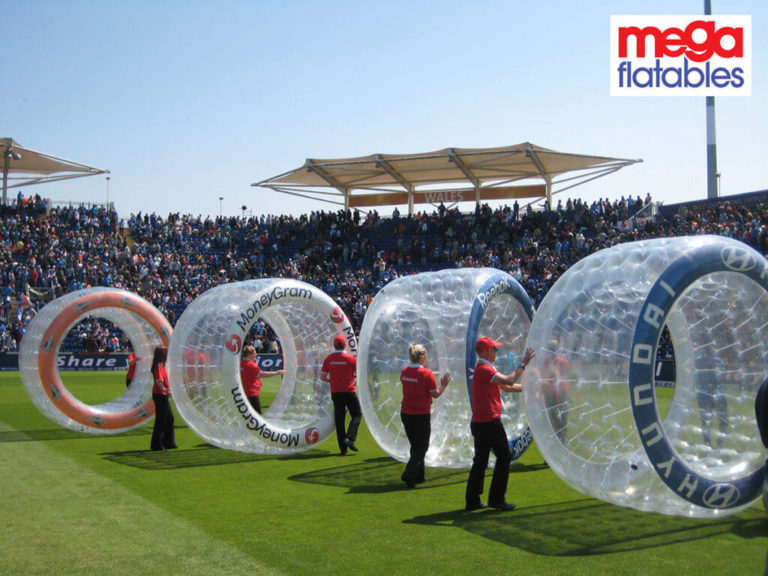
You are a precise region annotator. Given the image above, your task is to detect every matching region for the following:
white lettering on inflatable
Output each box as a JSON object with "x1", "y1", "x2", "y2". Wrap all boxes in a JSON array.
[
  {"x1": 655, "y1": 457, "x2": 674, "y2": 479},
  {"x1": 632, "y1": 343, "x2": 654, "y2": 365},
  {"x1": 640, "y1": 422, "x2": 663, "y2": 446},
  {"x1": 633, "y1": 383, "x2": 654, "y2": 406},
  {"x1": 677, "y1": 474, "x2": 698, "y2": 498},
  {"x1": 642, "y1": 303, "x2": 665, "y2": 329}
]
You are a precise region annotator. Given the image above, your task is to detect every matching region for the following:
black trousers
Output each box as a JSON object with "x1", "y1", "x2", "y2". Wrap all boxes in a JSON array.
[
  {"x1": 247, "y1": 395, "x2": 262, "y2": 414},
  {"x1": 151, "y1": 393, "x2": 176, "y2": 451},
  {"x1": 331, "y1": 392, "x2": 361, "y2": 451},
  {"x1": 465, "y1": 419, "x2": 512, "y2": 507},
  {"x1": 400, "y1": 412, "x2": 430, "y2": 485}
]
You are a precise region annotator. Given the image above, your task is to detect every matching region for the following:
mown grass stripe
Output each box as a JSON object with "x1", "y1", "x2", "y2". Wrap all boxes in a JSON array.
[{"x1": 0, "y1": 420, "x2": 281, "y2": 576}]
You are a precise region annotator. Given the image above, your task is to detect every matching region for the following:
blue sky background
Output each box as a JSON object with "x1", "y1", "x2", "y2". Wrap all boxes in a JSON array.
[{"x1": 2, "y1": 0, "x2": 765, "y2": 218}]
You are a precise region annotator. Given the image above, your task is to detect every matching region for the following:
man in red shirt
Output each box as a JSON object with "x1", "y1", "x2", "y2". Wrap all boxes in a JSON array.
[
  {"x1": 320, "y1": 335, "x2": 361, "y2": 455},
  {"x1": 465, "y1": 337, "x2": 535, "y2": 512}
]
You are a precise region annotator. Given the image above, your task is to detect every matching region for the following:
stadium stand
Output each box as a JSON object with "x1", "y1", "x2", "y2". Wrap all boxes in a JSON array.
[{"x1": 1, "y1": 191, "x2": 767, "y2": 353}]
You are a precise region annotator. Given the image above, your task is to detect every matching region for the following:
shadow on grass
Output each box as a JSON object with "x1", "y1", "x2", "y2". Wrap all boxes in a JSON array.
[
  {"x1": 404, "y1": 498, "x2": 768, "y2": 556},
  {"x1": 101, "y1": 443, "x2": 338, "y2": 470},
  {"x1": 0, "y1": 427, "x2": 149, "y2": 442},
  {"x1": 103, "y1": 446, "x2": 273, "y2": 470},
  {"x1": 289, "y1": 456, "x2": 468, "y2": 494}
]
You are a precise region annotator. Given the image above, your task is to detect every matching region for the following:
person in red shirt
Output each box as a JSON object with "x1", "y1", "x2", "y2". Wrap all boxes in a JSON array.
[
  {"x1": 150, "y1": 345, "x2": 177, "y2": 451},
  {"x1": 399, "y1": 344, "x2": 451, "y2": 488},
  {"x1": 320, "y1": 335, "x2": 361, "y2": 455},
  {"x1": 464, "y1": 337, "x2": 534, "y2": 512},
  {"x1": 540, "y1": 348, "x2": 571, "y2": 442},
  {"x1": 125, "y1": 348, "x2": 139, "y2": 387},
  {"x1": 240, "y1": 344, "x2": 285, "y2": 414}
]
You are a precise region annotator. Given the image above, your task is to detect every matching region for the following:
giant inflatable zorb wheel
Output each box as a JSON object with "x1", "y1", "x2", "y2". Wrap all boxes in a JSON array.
[
  {"x1": 19, "y1": 288, "x2": 172, "y2": 433},
  {"x1": 357, "y1": 268, "x2": 534, "y2": 469},
  {"x1": 167, "y1": 279, "x2": 355, "y2": 454},
  {"x1": 524, "y1": 236, "x2": 768, "y2": 517}
]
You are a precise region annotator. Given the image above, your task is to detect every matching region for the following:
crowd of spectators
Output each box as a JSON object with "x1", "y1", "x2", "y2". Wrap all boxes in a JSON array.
[{"x1": 1, "y1": 190, "x2": 767, "y2": 354}]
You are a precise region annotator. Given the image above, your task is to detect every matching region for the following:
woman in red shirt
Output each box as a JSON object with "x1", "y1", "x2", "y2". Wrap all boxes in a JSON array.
[
  {"x1": 125, "y1": 349, "x2": 138, "y2": 387},
  {"x1": 240, "y1": 345, "x2": 285, "y2": 414},
  {"x1": 150, "y1": 346, "x2": 177, "y2": 451},
  {"x1": 399, "y1": 344, "x2": 451, "y2": 488}
]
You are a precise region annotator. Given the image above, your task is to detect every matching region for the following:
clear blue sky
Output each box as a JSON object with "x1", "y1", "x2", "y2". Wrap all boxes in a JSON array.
[{"x1": 2, "y1": 0, "x2": 765, "y2": 219}]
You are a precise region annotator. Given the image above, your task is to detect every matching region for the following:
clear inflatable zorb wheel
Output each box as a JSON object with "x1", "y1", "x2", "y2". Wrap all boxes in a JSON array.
[
  {"x1": 357, "y1": 268, "x2": 534, "y2": 468},
  {"x1": 167, "y1": 279, "x2": 355, "y2": 454},
  {"x1": 524, "y1": 236, "x2": 768, "y2": 517},
  {"x1": 19, "y1": 288, "x2": 172, "y2": 433}
]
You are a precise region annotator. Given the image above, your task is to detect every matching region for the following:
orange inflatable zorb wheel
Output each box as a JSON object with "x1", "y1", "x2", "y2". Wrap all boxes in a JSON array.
[{"x1": 19, "y1": 288, "x2": 172, "y2": 433}]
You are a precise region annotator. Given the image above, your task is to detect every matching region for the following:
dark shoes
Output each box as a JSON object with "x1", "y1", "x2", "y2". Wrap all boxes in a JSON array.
[
  {"x1": 465, "y1": 501, "x2": 516, "y2": 512},
  {"x1": 344, "y1": 438, "x2": 358, "y2": 452}
]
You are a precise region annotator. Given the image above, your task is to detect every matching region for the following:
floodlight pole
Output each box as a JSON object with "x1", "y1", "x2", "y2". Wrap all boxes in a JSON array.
[{"x1": 705, "y1": 0, "x2": 718, "y2": 199}]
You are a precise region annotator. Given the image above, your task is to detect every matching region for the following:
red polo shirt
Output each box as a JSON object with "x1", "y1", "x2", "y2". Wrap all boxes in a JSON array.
[
  {"x1": 152, "y1": 364, "x2": 170, "y2": 396},
  {"x1": 400, "y1": 364, "x2": 438, "y2": 415},
  {"x1": 470, "y1": 359, "x2": 501, "y2": 422},
  {"x1": 321, "y1": 351, "x2": 357, "y2": 393},
  {"x1": 240, "y1": 360, "x2": 263, "y2": 397}
]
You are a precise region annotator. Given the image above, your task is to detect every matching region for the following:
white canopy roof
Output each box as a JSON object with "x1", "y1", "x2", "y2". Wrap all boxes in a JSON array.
[
  {"x1": 2, "y1": 138, "x2": 109, "y2": 205},
  {"x1": 253, "y1": 142, "x2": 641, "y2": 214}
]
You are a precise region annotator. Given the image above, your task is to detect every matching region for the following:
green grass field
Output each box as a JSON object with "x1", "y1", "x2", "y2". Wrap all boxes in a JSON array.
[{"x1": 1, "y1": 371, "x2": 766, "y2": 576}]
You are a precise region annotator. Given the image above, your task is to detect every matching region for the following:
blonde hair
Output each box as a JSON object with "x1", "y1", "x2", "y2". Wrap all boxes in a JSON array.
[
  {"x1": 408, "y1": 344, "x2": 427, "y2": 363},
  {"x1": 242, "y1": 345, "x2": 256, "y2": 357}
]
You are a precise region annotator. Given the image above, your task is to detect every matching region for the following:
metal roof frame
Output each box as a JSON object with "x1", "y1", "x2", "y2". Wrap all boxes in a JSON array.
[
  {"x1": 253, "y1": 142, "x2": 641, "y2": 215},
  {"x1": 2, "y1": 138, "x2": 109, "y2": 206}
]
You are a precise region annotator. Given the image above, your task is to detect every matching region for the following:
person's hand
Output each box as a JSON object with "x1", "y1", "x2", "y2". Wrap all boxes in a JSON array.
[
  {"x1": 440, "y1": 371, "x2": 451, "y2": 387},
  {"x1": 522, "y1": 347, "x2": 535, "y2": 365}
]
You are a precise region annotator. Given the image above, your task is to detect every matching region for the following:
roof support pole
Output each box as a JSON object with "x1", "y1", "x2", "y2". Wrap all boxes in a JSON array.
[
  {"x1": 2, "y1": 155, "x2": 8, "y2": 207},
  {"x1": 545, "y1": 175, "x2": 553, "y2": 208},
  {"x1": 525, "y1": 142, "x2": 553, "y2": 207},
  {"x1": 2, "y1": 140, "x2": 11, "y2": 207}
]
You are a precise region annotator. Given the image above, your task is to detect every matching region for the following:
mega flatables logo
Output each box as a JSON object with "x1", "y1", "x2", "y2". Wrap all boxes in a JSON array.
[{"x1": 610, "y1": 15, "x2": 751, "y2": 96}]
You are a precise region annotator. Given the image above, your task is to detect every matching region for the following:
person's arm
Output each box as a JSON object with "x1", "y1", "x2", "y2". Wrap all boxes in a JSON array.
[
  {"x1": 261, "y1": 369, "x2": 285, "y2": 378},
  {"x1": 493, "y1": 347, "x2": 535, "y2": 393},
  {"x1": 429, "y1": 371, "x2": 452, "y2": 398},
  {"x1": 319, "y1": 371, "x2": 330, "y2": 383},
  {"x1": 155, "y1": 370, "x2": 171, "y2": 395}
]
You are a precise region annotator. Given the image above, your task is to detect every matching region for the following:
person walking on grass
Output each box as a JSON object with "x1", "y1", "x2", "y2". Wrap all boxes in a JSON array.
[
  {"x1": 465, "y1": 337, "x2": 534, "y2": 512},
  {"x1": 399, "y1": 343, "x2": 451, "y2": 488},
  {"x1": 150, "y1": 345, "x2": 177, "y2": 451},
  {"x1": 320, "y1": 335, "x2": 361, "y2": 455}
]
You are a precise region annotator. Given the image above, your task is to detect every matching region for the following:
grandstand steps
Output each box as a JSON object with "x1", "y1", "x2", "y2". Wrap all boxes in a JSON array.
[{"x1": 121, "y1": 227, "x2": 134, "y2": 248}]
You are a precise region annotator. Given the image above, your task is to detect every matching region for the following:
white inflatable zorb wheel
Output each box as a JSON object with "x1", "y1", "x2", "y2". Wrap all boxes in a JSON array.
[
  {"x1": 19, "y1": 288, "x2": 172, "y2": 433},
  {"x1": 524, "y1": 236, "x2": 768, "y2": 517},
  {"x1": 167, "y1": 279, "x2": 355, "y2": 454},
  {"x1": 357, "y1": 268, "x2": 534, "y2": 469}
]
